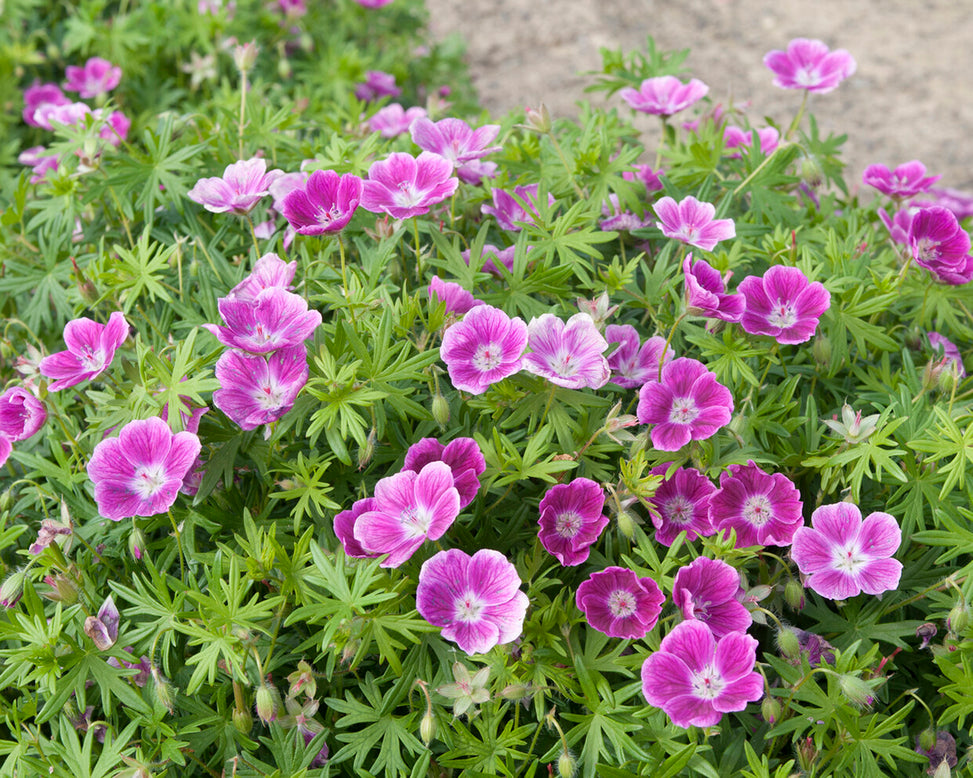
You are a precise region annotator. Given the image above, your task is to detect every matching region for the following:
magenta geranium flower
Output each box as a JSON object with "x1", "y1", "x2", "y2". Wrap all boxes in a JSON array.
[
  {"x1": 738, "y1": 265, "x2": 831, "y2": 344},
  {"x1": 917, "y1": 186, "x2": 973, "y2": 221},
  {"x1": 481, "y1": 184, "x2": 556, "y2": 231},
  {"x1": 763, "y1": 38, "x2": 857, "y2": 94},
  {"x1": 227, "y1": 253, "x2": 297, "y2": 302},
  {"x1": 537, "y1": 478, "x2": 609, "y2": 566},
  {"x1": 403, "y1": 437, "x2": 486, "y2": 509},
  {"x1": 429, "y1": 276, "x2": 482, "y2": 316},
  {"x1": 416, "y1": 548, "x2": 529, "y2": 655},
  {"x1": 575, "y1": 566, "x2": 664, "y2": 639},
  {"x1": 204, "y1": 287, "x2": 322, "y2": 354},
  {"x1": 440, "y1": 304, "x2": 528, "y2": 394},
  {"x1": 723, "y1": 126, "x2": 780, "y2": 159},
  {"x1": 22, "y1": 82, "x2": 70, "y2": 127},
  {"x1": 791, "y1": 502, "x2": 903, "y2": 600},
  {"x1": 456, "y1": 158, "x2": 498, "y2": 186},
  {"x1": 907, "y1": 206, "x2": 973, "y2": 284},
  {"x1": 0, "y1": 387, "x2": 46, "y2": 443},
  {"x1": 87, "y1": 417, "x2": 201, "y2": 521},
  {"x1": 672, "y1": 557, "x2": 752, "y2": 638},
  {"x1": 523, "y1": 313, "x2": 611, "y2": 390},
  {"x1": 411, "y1": 117, "x2": 502, "y2": 167},
  {"x1": 97, "y1": 110, "x2": 131, "y2": 147},
  {"x1": 354, "y1": 70, "x2": 401, "y2": 102},
  {"x1": 18, "y1": 146, "x2": 59, "y2": 183},
  {"x1": 863, "y1": 161, "x2": 941, "y2": 200},
  {"x1": 619, "y1": 76, "x2": 709, "y2": 117},
  {"x1": 40, "y1": 311, "x2": 129, "y2": 392},
  {"x1": 368, "y1": 103, "x2": 427, "y2": 138},
  {"x1": 647, "y1": 465, "x2": 716, "y2": 546},
  {"x1": 64, "y1": 57, "x2": 122, "y2": 99},
  {"x1": 281, "y1": 170, "x2": 363, "y2": 235},
  {"x1": 637, "y1": 357, "x2": 733, "y2": 451},
  {"x1": 928, "y1": 332, "x2": 966, "y2": 377},
  {"x1": 623, "y1": 165, "x2": 664, "y2": 194},
  {"x1": 360, "y1": 151, "x2": 458, "y2": 220},
  {"x1": 878, "y1": 207, "x2": 919, "y2": 246},
  {"x1": 683, "y1": 254, "x2": 745, "y2": 322},
  {"x1": 462, "y1": 244, "x2": 519, "y2": 276},
  {"x1": 333, "y1": 497, "x2": 380, "y2": 559},
  {"x1": 641, "y1": 620, "x2": 763, "y2": 728},
  {"x1": 269, "y1": 171, "x2": 309, "y2": 213},
  {"x1": 710, "y1": 461, "x2": 803, "y2": 547},
  {"x1": 35, "y1": 101, "x2": 91, "y2": 131},
  {"x1": 213, "y1": 345, "x2": 308, "y2": 430},
  {"x1": 600, "y1": 194, "x2": 653, "y2": 232},
  {"x1": 654, "y1": 196, "x2": 736, "y2": 252},
  {"x1": 352, "y1": 461, "x2": 460, "y2": 568},
  {"x1": 605, "y1": 324, "x2": 673, "y2": 389},
  {"x1": 187, "y1": 158, "x2": 282, "y2": 215}
]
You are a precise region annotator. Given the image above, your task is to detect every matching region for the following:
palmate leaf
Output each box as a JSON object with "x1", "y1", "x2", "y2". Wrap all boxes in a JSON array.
[{"x1": 104, "y1": 228, "x2": 176, "y2": 312}]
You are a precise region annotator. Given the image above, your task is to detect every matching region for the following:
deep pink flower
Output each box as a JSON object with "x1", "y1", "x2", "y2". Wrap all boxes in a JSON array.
[
  {"x1": 456, "y1": 159, "x2": 498, "y2": 186},
  {"x1": 429, "y1": 276, "x2": 482, "y2": 316},
  {"x1": 641, "y1": 620, "x2": 763, "y2": 728},
  {"x1": 403, "y1": 437, "x2": 486, "y2": 509},
  {"x1": 928, "y1": 332, "x2": 966, "y2": 377},
  {"x1": 575, "y1": 566, "x2": 664, "y2": 639},
  {"x1": 40, "y1": 311, "x2": 129, "y2": 392},
  {"x1": 0, "y1": 388, "x2": 46, "y2": 442},
  {"x1": 623, "y1": 165, "x2": 664, "y2": 194},
  {"x1": 440, "y1": 304, "x2": 528, "y2": 394},
  {"x1": 417, "y1": 548, "x2": 529, "y2": 654},
  {"x1": 637, "y1": 357, "x2": 733, "y2": 451},
  {"x1": 352, "y1": 461, "x2": 461, "y2": 568},
  {"x1": 0, "y1": 438, "x2": 10, "y2": 469},
  {"x1": 355, "y1": 0, "x2": 394, "y2": 6},
  {"x1": 97, "y1": 110, "x2": 131, "y2": 147},
  {"x1": 213, "y1": 345, "x2": 308, "y2": 430},
  {"x1": 672, "y1": 557, "x2": 752, "y2": 638},
  {"x1": 619, "y1": 76, "x2": 709, "y2": 116},
  {"x1": 763, "y1": 38, "x2": 856, "y2": 94},
  {"x1": 738, "y1": 265, "x2": 831, "y2": 344},
  {"x1": 523, "y1": 313, "x2": 610, "y2": 389},
  {"x1": 410, "y1": 117, "x2": 502, "y2": 167},
  {"x1": 605, "y1": 324, "x2": 673, "y2": 389},
  {"x1": 360, "y1": 151, "x2": 458, "y2": 220},
  {"x1": 600, "y1": 194, "x2": 653, "y2": 231},
  {"x1": 355, "y1": 70, "x2": 401, "y2": 102},
  {"x1": 64, "y1": 57, "x2": 122, "y2": 99},
  {"x1": 647, "y1": 465, "x2": 715, "y2": 545},
  {"x1": 462, "y1": 244, "x2": 518, "y2": 276},
  {"x1": 35, "y1": 101, "x2": 91, "y2": 131},
  {"x1": 723, "y1": 125, "x2": 780, "y2": 158},
  {"x1": 368, "y1": 103, "x2": 427, "y2": 138},
  {"x1": 187, "y1": 158, "x2": 282, "y2": 215},
  {"x1": 791, "y1": 502, "x2": 903, "y2": 600},
  {"x1": 281, "y1": 170, "x2": 363, "y2": 235},
  {"x1": 204, "y1": 287, "x2": 322, "y2": 354},
  {"x1": 481, "y1": 184, "x2": 555, "y2": 231},
  {"x1": 878, "y1": 207, "x2": 920, "y2": 246},
  {"x1": 683, "y1": 254, "x2": 745, "y2": 322},
  {"x1": 18, "y1": 146, "x2": 59, "y2": 183},
  {"x1": 908, "y1": 206, "x2": 973, "y2": 284},
  {"x1": 863, "y1": 161, "x2": 940, "y2": 200},
  {"x1": 22, "y1": 82, "x2": 70, "y2": 127},
  {"x1": 87, "y1": 417, "x2": 201, "y2": 521},
  {"x1": 333, "y1": 497, "x2": 380, "y2": 559},
  {"x1": 710, "y1": 461, "x2": 803, "y2": 547},
  {"x1": 269, "y1": 171, "x2": 309, "y2": 213},
  {"x1": 916, "y1": 186, "x2": 973, "y2": 221},
  {"x1": 227, "y1": 253, "x2": 297, "y2": 302},
  {"x1": 538, "y1": 478, "x2": 609, "y2": 566},
  {"x1": 654, "y1": 196, "x2": 736, "y2": 252}
]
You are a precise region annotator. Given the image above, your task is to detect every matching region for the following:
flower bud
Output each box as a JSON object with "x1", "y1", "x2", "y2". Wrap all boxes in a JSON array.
[
  {"x1": 615, "y1": 509, "x2": 636, "y2": 540},
  {"x1": 776, "y1": 627, "x2": 801, "y2": 660},
  {"x1": 499, "y1": 683, "x2": 531, "y2": 700},
  {"x1": 836, "y1": 674, "x2": 874, "y2": 707},
  {"x1": 761, "y1": 696, "x2": 782, "y2": 724},
  {"x1": 129, "y1": 524, "x2": 146, "y2": 561},
  {"x1": 784, "y1": 579, "x2": 805, "y2": 611},
  {"x1": 357, "y1": 428, "x2": 376, "y2": 471},
  {"x1": 799, "y1": 154, "x2": 823, "y2": 187},
  {"x1": 525, "y1": 103, "x2": 551, "y2": 134},
  {"x1": 255, "y1": 682, "x2": 278, "y2": 725},
  {"x1": 917, "y1": 622, "x2": 938, "y2": 650},
  {"x1": 151, "y1": 664, "x2": 175, "y2": 714},
  {"x1": 233, "y1": 41, "x2": 259, "y2": 73},
  {"x1": 0, "y1": 568, "x2": 26, "y2": 608},
  {"x1": 919, "y1": 727, "x2": 939, "y2": 753},
  {"x1": 939, "y1": 362, "x2": 960, "y2": 395},
  {"x1": 233, "y1": 706, "x2": 253, "y2": 734},
  {"x1": 812, "y1": 334, "x2": 831, "y2": 368},
  {"x1": 419, "y1": 710, "x2": 436, "y2": 745},
  {"x1": 557, "y1": 750, "x2": 576, "y2": 778},
  {"x1": 948, "y1": 600, "x2": 970, "y2": 636},
  {"x1": 432, "y1": 394, "x2": 450, "y2": 428},
  {"x1": 796, "y1": 736, "x2": 817, "y2": 773}
]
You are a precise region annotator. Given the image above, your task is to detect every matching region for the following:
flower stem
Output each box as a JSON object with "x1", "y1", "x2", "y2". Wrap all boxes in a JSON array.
[
  {"x1": 412, "y1": 217, "x2": 424, "y2": 282},
  {"x1": 243, "y1": 214, "x2": 261, "y2": 258},
  {"x1": 168, "y1": 510, "x2": 185, "y2": 579},
  {"x1": 785, "y1": 90, "x2": 809, "y2": 140},
  {"x1": 659, "y1": 312, "x2": 687, "y2": 381},
  {"x1": 238, "y1": 72, "x2": 248, "y2": 159}
]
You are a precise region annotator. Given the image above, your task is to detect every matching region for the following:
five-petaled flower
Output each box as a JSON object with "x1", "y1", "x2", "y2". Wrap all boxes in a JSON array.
[
  {"x1": 481, "y1": 184, "x2": 555, "y2": 231},
  {"x1": 738, "y1": 265, "x2": 831, "y2": 344},
  {"x1": 710, "y1": 460, "x2": 804, "y2": 548},
  {"x1": 402, "y1": 437, "x2": 486, "y2": 509},
  {"x1": 763, "y1": 38, "x2": 856, "y2": 94},
  {"x1": 575, "y1": 566, "x2": 665, "y2": 639},
  {"x1": 619, "y1": 75, "x2": 709, "y2": 117},
  {"x1": 523, "y1": 313, "x2": 611, "y2": 390},
  {"x1": 647, "y1": 464, "x2": 716, "y2": 546},
  {"x1": 606, "y1": 324, "x2": 674, "y2": 389},
  {"x1": 410, "y1": 117, "x2": 502, "y2": 167},
  {"x1": 672, "y1": 557, "x2": 752, "y2": 639},
  {"x1": 187, "y1": 158, "x2": 282, "y2": 215},
  {"x1": 64, "y1": 57, "x2": 122, "y2": 99},
  {"x1": 683, "y1": 254, "x2": 745, "y2": 322},
  {"x1": 907, "y1": 206, "x2": 973, "y2": 285},
  {"x1": 863, "y1": 160, "x2": 941, "y2": 201},
  {"x1": 281, "y1": 169, "x2": 363, "y2": 235},
  {"x1": 213, "y1": 345, "x2": 309, "y2": 430},
  {"x1": 654, "y1": 196, "x2": 736, "y2": 252},
  {"x1": 40, "y1": 311, "x2": 129, "y2": 392},
  {"x1": 439, "y1": 304, "x2": 528, "y2": 394},
  {"x1": 537, "y1": 478, "x2": 609, "y2": 566},
  {"x1": 204, "y1": 287, "x2": 322, "y2": 354},
  {"x1": 360, "y1": 151, "x2": 458, "y2": 219}
]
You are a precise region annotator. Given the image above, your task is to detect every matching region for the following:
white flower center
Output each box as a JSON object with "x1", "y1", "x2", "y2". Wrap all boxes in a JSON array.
[
  {"x1": 78, "y1": 345, "x2": 105, "y2": 372},
  {"x1": 315, "y1": 204, "x2": 342, "y2": 227},
  {"x1": 833, "y1": 543, "x2": 869, "y2": 574},
  {"x1": 663, "y1": 496, "x2": 694, "y2": 525},
  {"x1": 668, "y1": 396, "x2": 700, "y2": 424},
  {"x1": 131, "y1": 464, "x2": 168, "y2": 499},
  {"x1": 399, "y1": 505, "x2": 432, "y2": 537},
  {"x1": 915, "y1": 237, "x2": 940, "y2": 263},
  {"x1": 690, "y1": 664, "x2": 726, "y2": 700},
  {"x1": 551, "y1": 350, "x2": 577, "y2": 377},
  {"x1": 554, "y1": 510, "x2": 583, "y2": 538},
  {"x1": 607, "y1": 589, "x2": 637, "y2": 618},
  {"x1": 394, "y1": 182, "x2": 422, "y2": 208},
  {"x1": 473, "y1": 342, "x2": 503, "y2": 372},
  {"x1": 256, "y1": 379, "x2": 286, "y2": 410},
  {"x1": 794, "y1": 67, "x2": 819, "y2": 87},
  {"x1": 767, "y1": 301, "x2": 798, "y2": 329},
  {"x1": 454, "y1": 591, "x2": 484, "y2": 622},
  {"x1": 742, "y1": 494, "x2": 774, "y2": 527}
]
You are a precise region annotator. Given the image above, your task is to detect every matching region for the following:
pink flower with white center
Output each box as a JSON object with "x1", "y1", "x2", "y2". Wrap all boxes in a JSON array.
[
  {"x1": 763, "y1": 38, "x2": 856, "y2": 94},
  {"x1": 683, "y1": 254, "x2": 745, "y2": 322},
  {"x1": 640, "y1": 620, "x2": 763, "y2": 728},
  {"x1": 710, "y1": 460, "x2": 803, "y2": 547},
  {"x1": 654, "y1": 196, "x2": 736, "y2": 252},
  {"x1": 462, "y1": 244, "x2": 519, "y2": 276},
  {"x1": 187, "y1": 158, "x2": 283, "y2": 215},
  {"x1": 0, "y1": 388, "x2": 46, "y2": 443},
  {"x1": 600, "y1": 194, "x2": 653, "y2": 231},
  {"x1": 429, "y1": 276, "x2": 482, "y2": 316},
  {"x1": 40, "y1": 311, "x2": 129, "y2": 392},
  {"x1": 22, "y1": 82, "x2": 70, "y2": 127},
  {"x1": 481, "y1": 184, "x2": 556, "y2": 231},
  {"x1": 35, "y1": 101, "x2": 91, "y2": 131},
  {"x1": 907, "y1": 206, "x2": 973, "y2": 285},
  {"x1": 352, "y1": 461, "x2": 461, "y2": 568},
  {"x1": 403, "y1": 437, "x2": 486, "y2": 509},
  {"x1": 928, "y1": 332, "x2": 966, "y2": 377},
  {"x1": 738, "y1": 265, "x2": 831, "y2": 344},
  {"x1": 269, "y1": 171, "x2": 309, "y2": 213},
  {"x1": 97, "y1": 110, "x2": 131, "y2": 147},
  {"x1": 410, "y1": 117, "x2": 502, "y2": 167},
  {"x1": 64, "y1": 57, "x2": 122, "y2": 99},
  {"x1": 204, "y1": 287, "x2": 322, "y2": 354},
  {"x1": 456, "y1": 159, "x2": 498, "y2": 186},
  {"x1": 791, "y1": 502, "x2": 903, "y2": 600},
  {"x1": 619, "y1": 76, "x2": 709, "y2": 117},
  {"x1": 333, "y1": 497, "x2": 381, "y2": 559},
  {"x1": 360, "y1": 151, "x2": 458, "y2": 220},
  {"x1": 637, "y1": 357, "x2": 733, "y2": 451},
  {"x1": 605, "y1": 324, "x2": 673, "y2": 389},
  {"x1": 18, "y1": 146, "x2": 59, "y2": 183},
  {"x1": 723, "y1": 125, "x2": 780, "y2": 159},
  {"x1": 523, "y1": 313, "x2": 611, "y2": 390},
  {"x1": 623, "y1": 165, "x2": 664, "y2": 194},
  {"x1": 647, "y1": 465, "x2": 715, "y2": 546},
  {"x1": 440, "y1": 304, "x2": 528, "y2": 394},
  {"x1": 87, "y1": 417, "x2": 201, "y2": 521},
  {"x1": 672, "y1": 557, "x2": 752, "y2": 638},
  {"x1": 281, "y1": 169, "x2": 363, "y2": 235},
  {"x1": 575, "y1": 566, "x2": 664, "y2": 639},
  {"x1": 417, "y1": 548, "x2": 529, "y2": 655},
  {"x1": 538, "y1": 478, "x2": 609, "y2": 566},
  {"x1": 355, "y1": 70, "x2": 401, "y2": 102},
  {"x1": 213, "y1": 345, "x2": 308, "y2": 430},
  {"x1": 368, "y1": 103, "x2": 427, "y2": 138},
  {"x1": 227, "y1": 253, "x2": 297, "y2": 302},
  {"x1": 863, "y1": 160, "x2": 941, "y2": 200}
]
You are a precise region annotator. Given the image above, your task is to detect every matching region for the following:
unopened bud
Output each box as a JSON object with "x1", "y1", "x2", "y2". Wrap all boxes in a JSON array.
[
  {"x1": 500, "y1": 683, "x2": 531, "y2": 700},
  {"x1": 432, "y1": 394, "x2": 450, "y2": 428},
  {"x1": 151, "y1": 665, "x2": 175, "y2": 714},
  {"x1": 917, "y1": 622, "x2": 938, "y2": 649},
  {"x1": 836, "y1": 674, "x2": 874, "y2": 707},
  {"x1": 420, "y1": 710, "x2": 436, "y2": 745},
  {"x1": 939, "y1": 362, "x2": 960, "y2": 395},
  {"x1": 761, "y1": 696, "x2": 782, "y2": 724},
  {"x1": 784, "y1": 579, "x2": 805, "y2": 611},
  {"x1": 616, "y1": 509, "x2": 636, "y2": 540},
  {"x1": 922, "y1": 358, "x2": 948, "y2": 393},
  {"x1": 255, "y1": 682, "x2": 278, "y2": 724},
  {"x1": 812, "y1": 334, "x2": 831, "y2": 368},
  {"x1": 357, "y1": 428, "x2": 376, "y2": 470},
  {"x1": 919, "y1": 727, "x2": 938, "y2": 753},
  {"x1": 233, "y1": 41, "x2": 259, "y2": 73},
  {"x1": 524, "y1": 103, "x2": 551, "y2": 134},
  {"x1": 948, "y1": 600, "x2": 970, "y2": 635},
  {"x1": 777, "y1": 627, "x2": 801, "y2": 660},
  {"x1": 799, "y1": 154, "x2": 823, "y2": 187},
  {"x1": 557, "y1": 750, "x2": 576, "y2": 778},
  {"x1": 0, "y1": 569, "x2": 26, "y2": 608},
  {"x1": 129, "y1": 524, "x2": 146, "y2": 561},
  {"x1": 796, "y1": 735, "x2": 817, "y2": 772},
  {"x1": 233, "y1": 705, "x2": 253, "y2": 734}
]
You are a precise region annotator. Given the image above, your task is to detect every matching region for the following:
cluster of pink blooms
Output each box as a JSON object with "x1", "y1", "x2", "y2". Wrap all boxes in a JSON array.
[{"x1": 0, "y1": 387, "x2": 46, "y2": 468}]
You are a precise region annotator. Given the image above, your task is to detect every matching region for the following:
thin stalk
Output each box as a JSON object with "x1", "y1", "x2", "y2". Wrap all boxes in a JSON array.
[
  {"x1": 659, "y1": 312, "x2": 687, "y2": 380},
  {"x1": 238, "y1": 72, "x2": 248, "y2": 158},
  {"x1": 243, "y1": 214, "x2": 262, "y2": 257},
  {"x1": 785, "y1": 90, "x2": 809, "y2": 140},
  {"x1": 168, "y1": 510, "x2": 185, "y2": 579},
  {"x1": 412, "y1": 217, "x2": 424, "y2": 281}
]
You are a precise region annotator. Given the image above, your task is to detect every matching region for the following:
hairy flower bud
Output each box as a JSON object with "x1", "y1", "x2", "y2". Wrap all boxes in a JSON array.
[
  {"x1": 784, "y1": 579, "x2": 805, "y2": 611},
  {"x1": 557, "y1": 750, "x2": 576, "y2": 778},
  {"x1": 919, "y1": 727, "x2": 939, "y2": 753},
  {"x1": 796, "y1": 736, "x2": 817, "y2": 773},
  {"x1": 129, "y1": 523, "x2": 146, "y2": 561},
  {"x1": 776, "y1": 627, "x2": 801, "y2": 660},
  {"x1": 761, "y1": 696, "x2": 782, "y2": 724},
  {"x1": 255, "y1": 682, "x2": 278, "y2": 724},
  {"x1": 419, "y1": 709, "x2": 436, "y2": 745},
  {"x1": 151, "y1": 664, "x2": 175, "y2": 714},
  {"x1": 432, "y1": 394, "x2": 450, "y2": 428},
  {"x1": 948, "y1": 601, "x2": 970, "y2": 636},
  {"x1": 812, "y1": 334, "x2": 831, "y2": 368},
  {"x1": 233, "y1": 705, "x2": 253, "y2": 734},
  {"x1": 524, "y1": 103, "x2": 551, "y2": 134},
  {"x1": 0, "y1": 569, "x2": 26, "y2": 608},
  {"x1": 836, "y1": 674, "x2": 875, "y2": 707},
  {"x1": 233, "y1": 41, "x2": 259, "y2": 73}
]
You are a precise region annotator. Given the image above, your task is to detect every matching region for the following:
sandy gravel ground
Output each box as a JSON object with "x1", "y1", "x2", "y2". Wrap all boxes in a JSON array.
[{"x1": 425, "y1": 0, "x2": 973, "y2": 189}]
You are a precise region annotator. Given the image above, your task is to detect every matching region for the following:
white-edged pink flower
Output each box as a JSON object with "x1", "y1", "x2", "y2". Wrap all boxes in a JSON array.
[
  {"x1": 64, "y1": 57, "x2": 122, "y2": 99},
  {"x1": 187, "y1": 158, "x2": 283, "y2": 215},
  {"x1": 654, "y1": 196, "x2": 735, "y2": 252},
  {"x1": 368, "y1": 103, "x2": 427, "y2": 138},
  {"x1": 440, "y1": 305, "x2": 528, "y2": 394},
  {"x1": 763, "y1": 38, "x2": 856, "y2": 94},
  {"x1": 620, "y1": 76, "x2": 709, "y2": 117},
  {"x1": 523, "y1": 313, "x2": 610, "y2": 389},
  {"x1": 410, "y1": 117, "x2": 502, "y2": 167},
  {"x1": 360, "y1": 151, "x2": 458, "y2": 220}
]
